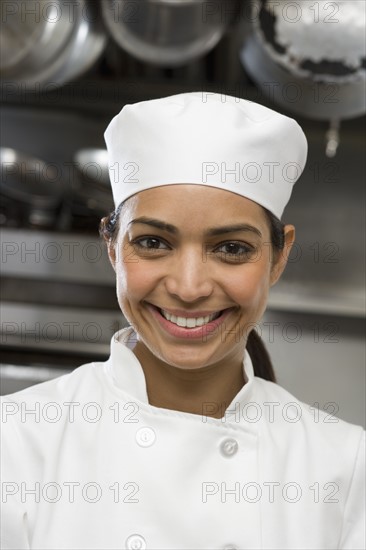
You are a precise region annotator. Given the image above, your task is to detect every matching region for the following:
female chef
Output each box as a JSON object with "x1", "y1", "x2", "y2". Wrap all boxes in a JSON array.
[{"x1": 1, "y1": 92, "x2": 365, "y2": 550}]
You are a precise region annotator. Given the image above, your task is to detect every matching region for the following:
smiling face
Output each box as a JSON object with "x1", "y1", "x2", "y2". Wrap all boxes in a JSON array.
[{"x1": 107, "y1": 184, "x2": 295, "y2": 370}]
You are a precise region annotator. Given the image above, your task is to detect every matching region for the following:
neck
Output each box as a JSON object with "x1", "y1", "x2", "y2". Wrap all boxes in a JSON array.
[{"x1": 132, "y1": 342, "x2": 246, "y2": 419}]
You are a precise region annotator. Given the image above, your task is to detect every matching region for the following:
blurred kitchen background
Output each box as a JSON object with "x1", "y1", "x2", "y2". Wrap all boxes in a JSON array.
[{"x1": 0, "y1": 0, "x2": 365, "y2": 427}]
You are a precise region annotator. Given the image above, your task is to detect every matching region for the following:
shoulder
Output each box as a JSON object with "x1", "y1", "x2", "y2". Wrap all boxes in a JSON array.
[
  {"x1": 1, "y1": 359, "x2": 106, "y2": 406},
  {"x1": 0, "y1": 359, "x2": 113, "y2": 449},
  {"x1": 0, "y1": 359, "x2": 114, "y2": 471},
  {"x1": 254, "y1": 376, "x2": 364, "y2": 459},
  {"x1": 255, "y1": 375, "x2": 364, "y2": 429},
  {"x1": 255, "y1": 377, "x2": 365, "y2": 509}
]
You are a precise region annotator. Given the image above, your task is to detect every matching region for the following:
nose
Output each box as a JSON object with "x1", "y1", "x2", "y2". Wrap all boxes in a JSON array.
[{"x1": 164, "y1": 246, "x2": 214, "y2": 302}]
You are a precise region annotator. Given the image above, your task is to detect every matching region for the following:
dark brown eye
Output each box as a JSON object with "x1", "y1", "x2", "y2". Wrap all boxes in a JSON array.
[
  {"x1": 132, "y1": 237, "x2": 170, "y2": 251},
  {"x1": 215, "y1": 242, "x2": 253, "y2": 257},
  {"x1": 143, "y1": 238, "x2": 162, "y2": 249},
  {"x1": 222, "y1": 243, "x2": 244, "y2": 255},
  {"x1": 214, "y1": 241, "x2": 254, "y2": 262}
]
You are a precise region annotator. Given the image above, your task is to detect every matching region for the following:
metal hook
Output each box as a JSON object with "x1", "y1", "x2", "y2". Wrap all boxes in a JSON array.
[{"x1": 325, "y1": 119, "x2": 340, "y2": 158}]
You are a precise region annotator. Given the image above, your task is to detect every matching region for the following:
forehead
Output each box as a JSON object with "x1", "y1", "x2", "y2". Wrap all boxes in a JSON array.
[{"x1": 121, "y1": 184, "x2": 268, "y2": 231}]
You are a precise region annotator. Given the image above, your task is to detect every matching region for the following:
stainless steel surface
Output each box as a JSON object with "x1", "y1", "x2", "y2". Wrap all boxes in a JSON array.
[
  {"x1": 102, "y1": 0, "x2": 238, "y2": 66},
  {"x1": 1, "y1": 229, "x2": 114, "y2": 284},
  {"x1": 1, "y1": 227, "x2": 123, "y2": 356},
  {"x1": 0, "y1": 0, "x2": 106, "y2": 89},
  {"x1": 0, "y1": 302, "x2": 125, "y2": 355}
]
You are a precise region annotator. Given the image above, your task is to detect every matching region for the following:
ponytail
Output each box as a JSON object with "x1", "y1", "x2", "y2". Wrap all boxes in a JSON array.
[
  {"x1": 246, "y1": 330, "x2": 277, "y2": 383},
  {"x1": 244, "y1": 206, "x2": 285, "y2": 384}
]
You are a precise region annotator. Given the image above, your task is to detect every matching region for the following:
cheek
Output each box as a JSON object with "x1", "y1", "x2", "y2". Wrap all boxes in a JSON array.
[
  {"x1": 116, "y1": 257, "x2": 157, "y2": 301},
  {"x1": 226, "y1": 259, "x2": 272, "y2": 306}
]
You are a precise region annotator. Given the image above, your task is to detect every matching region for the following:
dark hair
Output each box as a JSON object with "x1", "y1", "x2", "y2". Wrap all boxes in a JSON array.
[{"x1": 100, "y1": 202, "x2": 285, "y2": 383}]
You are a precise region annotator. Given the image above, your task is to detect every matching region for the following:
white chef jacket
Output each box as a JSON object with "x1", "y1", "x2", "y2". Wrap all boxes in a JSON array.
[{"x1": 1, "y1": 326, "x2": 365, "y2": 550}]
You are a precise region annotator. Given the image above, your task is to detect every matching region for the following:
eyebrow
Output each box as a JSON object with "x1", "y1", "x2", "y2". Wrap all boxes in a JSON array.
[{"x1": 128, "y1": 217, "x2": 262, "y2": 238}]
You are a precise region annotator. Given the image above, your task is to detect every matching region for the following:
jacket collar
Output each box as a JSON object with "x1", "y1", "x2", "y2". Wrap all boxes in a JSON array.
[{"x1": 106, "y1": 326, "x2": 257, "y2": 421}]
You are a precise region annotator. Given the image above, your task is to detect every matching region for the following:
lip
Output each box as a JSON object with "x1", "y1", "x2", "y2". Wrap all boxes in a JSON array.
[{"x1": 145, "y1": 302, "x2": 235, "y2": 340}]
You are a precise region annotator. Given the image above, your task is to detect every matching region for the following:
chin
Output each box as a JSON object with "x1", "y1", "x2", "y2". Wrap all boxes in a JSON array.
[
  {"x1": 155, "y1": 345, "x2": 216, "y2": 370},
  {"x1": 164, "y1": 358, "x2": 207, "y2": 370}
]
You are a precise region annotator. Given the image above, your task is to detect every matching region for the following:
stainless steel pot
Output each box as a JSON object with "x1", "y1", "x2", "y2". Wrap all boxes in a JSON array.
[
  {"x1": 102, "y1": 0, "x2": 239, "y2": 66},
  {"x1": 240, "y1": 0, "x2": 366, "y2": 120},
  {"x1": 0, "y1": 0, "x2": 106, "y2": 90}
]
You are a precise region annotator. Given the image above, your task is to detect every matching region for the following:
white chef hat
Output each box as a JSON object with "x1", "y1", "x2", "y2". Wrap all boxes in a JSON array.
[{"x1": 104, "y1": 91, "x2": 308, "y2": 219}]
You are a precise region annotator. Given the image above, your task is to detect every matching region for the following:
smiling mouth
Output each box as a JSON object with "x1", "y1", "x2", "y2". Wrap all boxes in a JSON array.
[{"x1": 154, "y1": 306, "x2": 225, "y2": 328}]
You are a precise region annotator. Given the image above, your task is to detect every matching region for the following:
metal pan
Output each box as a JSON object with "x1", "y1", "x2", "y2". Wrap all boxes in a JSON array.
[
  {"x1": 0, "y1": 147, "x2": 65, "y2": 227},
  {"x1": 102, "y1": 0, "x2": 239, "y2": 67},
  {"x1": 240, "y1": 0, "x2": 366, "y2": 120},
  {"x1": 0, "y1": 0, "x2": 106, "y2": 90}
]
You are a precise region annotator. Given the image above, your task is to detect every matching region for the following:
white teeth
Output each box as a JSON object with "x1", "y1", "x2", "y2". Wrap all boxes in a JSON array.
[{"x1": 160, "y1": 309, "x2": 221, "y2": 328}]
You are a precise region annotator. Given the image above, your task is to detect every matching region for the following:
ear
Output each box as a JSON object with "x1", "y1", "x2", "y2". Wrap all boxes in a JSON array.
[
  {"x1": 106, "y1": 241, "x2": 117, "y2": 273},
  {"x1": 270, "y1": 224, "x2": 296, "y2": 286}
]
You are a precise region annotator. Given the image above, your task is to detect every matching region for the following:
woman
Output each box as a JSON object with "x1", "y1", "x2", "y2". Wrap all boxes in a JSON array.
[{"x1": 1, "y1": 92, "x2": 364, "y2": 549}]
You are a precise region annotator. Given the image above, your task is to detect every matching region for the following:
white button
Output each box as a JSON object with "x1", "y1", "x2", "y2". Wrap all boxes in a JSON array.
[
  {"x1": 135, "y1": 427, "x2": 156, "y2": 447},
  {"x1": 220, "y1": 438, "x2": 239, "y2": 457},
  {"x1": 125, "y1": 534, "x2": 146, "y2": 549},
  {"x1": 223, "y1": 545, "x2": 239, "y2": 550}
]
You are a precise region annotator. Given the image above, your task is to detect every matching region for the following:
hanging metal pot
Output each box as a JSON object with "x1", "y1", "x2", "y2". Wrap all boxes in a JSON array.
[
  {"x1": 102, "y1": 0, "x2": 239, "y2": 67},
  {"x1": 240, "y1": 0, "x2": 366, "y2": 120},
  {"x1": 0, "y1": 0, "x2": 106, "y2": 90}
]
